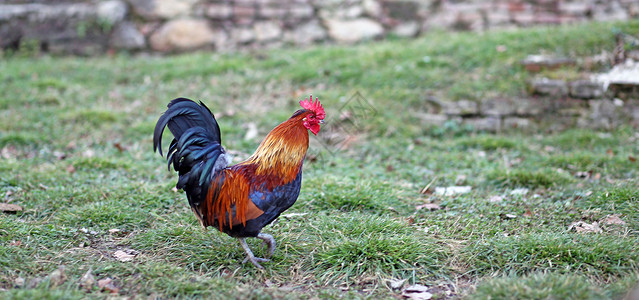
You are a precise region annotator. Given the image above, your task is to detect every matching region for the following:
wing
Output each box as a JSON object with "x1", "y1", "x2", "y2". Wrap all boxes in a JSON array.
[{"x1": 204, "y1": 166, "x2": 303, "y2": 237}]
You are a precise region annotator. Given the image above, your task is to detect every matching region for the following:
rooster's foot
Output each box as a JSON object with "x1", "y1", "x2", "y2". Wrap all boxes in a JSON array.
[
  {"x1": 257, "y1": 233, "x2": 276, "y2": 259},
  {"x1": 238, "y1": 237, "x2": 269, "y2": 269}
]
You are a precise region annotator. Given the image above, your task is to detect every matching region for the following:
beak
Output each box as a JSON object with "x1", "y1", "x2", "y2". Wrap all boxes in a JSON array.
[{"x1": 319, "y1": 119, "x2": 325, "y2": 124}]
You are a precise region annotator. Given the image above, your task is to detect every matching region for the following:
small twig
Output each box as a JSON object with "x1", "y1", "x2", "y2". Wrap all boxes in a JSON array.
[{"x1": 420, "y1": 176, "x2": 439, "y2": 194}]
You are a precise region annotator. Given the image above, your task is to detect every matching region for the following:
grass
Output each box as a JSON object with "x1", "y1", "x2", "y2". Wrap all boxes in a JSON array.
[{"x1": 0, "y1": 20, "x2": 638, "y2": 298}]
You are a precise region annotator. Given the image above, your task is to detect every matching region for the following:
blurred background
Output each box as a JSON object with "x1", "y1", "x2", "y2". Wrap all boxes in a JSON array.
[{"x1": 1, "y1": 0, "x2": 636, "y2": 54}]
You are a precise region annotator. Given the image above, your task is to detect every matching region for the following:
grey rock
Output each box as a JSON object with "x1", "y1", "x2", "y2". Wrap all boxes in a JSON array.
[
  {"x1": 259, "y1": 4, "x2": 287, "y2": 18},
  {"x1": 111, "y1": 21, "x2": 145, "y2": 50},
  {"x1": 513, "y1": 97, "x2": 548, "y2": 116},
  {"x1": 0, "y1": 4, "x2": 41, "y2": 21},
  {"x1": 97, "y1": 0, "x2": 128, "y2": 24},
  {"x1": 582, "y1": 99, "x2": 626, "y2": 129},
  {"x1": 464, "y1": 117, "x2": 501, "y2": 132},
  {"x1": 570, "y1": 80, "x2": 604, "y2": 99},
  {"x1": 206, "y1": 3, "x2": 233, "y2": 19},
  {"x1": 530, "y1": 78, "x2": 568, "y2": 96},
  {"x1": 593, "y1": 2, "x2": 628, "y2": 22},
  {"x1": 482, "y1": 98, "x2": 515, "y2": 116},
  {"x1": 443, "y1": 100, "x2": 478, "y2": 116},
  {"x1": 128, "y1": 0, "x2": 196, "y2": 20},
  {"x1": 254, "y1": 21, "x2": 282, "y2": 42},
  {"x1": 392, "y1": 21, "x2": 420, "y2": 37},
  {"x1": 414, "y1": 113, "x2": 454, "y2": 127},
  {"x1": 289, "y1": 4, "x2": 314, "y2": 18},
  {"x1": 559, "y1": 2, "x2": 592, "y2": 16},
  {"x1": 231, "y1": 27, "x2": 255, "y2": 44},
  {"x1": 319, "y1": 5, "x2": 363, "y2": 20},
  {"x1": 503, "y1": 117, "x2": 533, "y2": 130},
  {"x1": 382, "y1": 0, "x2": 419, "y2": 20},
  {"x1": 283, "y1": 19, "x2": 326, "y2": 44}
]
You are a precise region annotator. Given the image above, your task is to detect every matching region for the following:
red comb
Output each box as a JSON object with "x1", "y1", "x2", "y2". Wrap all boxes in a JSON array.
[{"x1": 299, "y1": 94, "x2": 325, "y2": 119}]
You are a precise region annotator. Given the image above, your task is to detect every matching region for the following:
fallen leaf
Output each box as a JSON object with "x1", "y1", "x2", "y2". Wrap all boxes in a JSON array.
[
  {"x1": 388, "y1": 278, "x2": 406, "y2": 290},
  {"x1": 602, "y1": 214, "x2": 626, "y2": 226},
  {"x1": 53, "y1": 151, "x2": 67, "y2": 160},
  {"x1": 0, "y1": 203, "x2": 23, "y2": 213},
  {"x1": 434, "y1": 186, "x2": 471, "y2": 196},
  {"x1": 113, "y1": 142, "x2": 126, "y2": 152},
  {"x1": 98, "y1": 278, "x2": 119, "y2": 294},
  {"x1": 113, "y1": 249, "x2": 139, "y2": 262},
  {"x1": 79, "y1": 268, "x2": 95, "y2": 291},
  {"x1": 66, "y1": 165, "x2": 76, "y2": 173},
  {"x1": 606, "y1": 149, "x2": 614, "y2": 157},
  {"x1": 9, "y1": 240, "x2": 21, "y2": 246},
  {"x1": 568, "y1": 221, "x2": 602, "y2": 233},
  {"x1": 629, "y1": 155, "x2": 637, "y2": 162},
  {"x1": 415, "y1": 203, "x2": 441, "y2": 211},
  {"x1": 97, "y1": 278, "x2": 111, "y2": 289},
  {"x1": 523, "y1": 209, "x2": 533, "y2": 217},
  {"x1": 574, "y1": 171, "x2": 591, "y2": 179},
  {"x1": 500, "y1": 213, "x2": 517, "y2": 219},
  {"x1": 402, "y1": 284, "x2": 433, "y2": 299}
]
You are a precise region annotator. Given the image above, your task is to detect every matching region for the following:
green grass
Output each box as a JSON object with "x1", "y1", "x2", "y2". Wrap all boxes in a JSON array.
[{"x1": 1, "y1": 20, "x2": 638, "y2": 298}]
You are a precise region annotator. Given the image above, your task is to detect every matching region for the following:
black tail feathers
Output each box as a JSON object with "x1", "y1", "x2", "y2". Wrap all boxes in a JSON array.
[
  {"x1": 153, "y1": 98, "x2": 229, "y2": 206},
  {"x1": 153, "y1": 98, "x2": 221, "y2": 157}
]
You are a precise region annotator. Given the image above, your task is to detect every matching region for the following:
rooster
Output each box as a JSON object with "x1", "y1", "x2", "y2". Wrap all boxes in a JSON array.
[{"x1": 153, "y1": 95, "x2": 325, "y2": 268}]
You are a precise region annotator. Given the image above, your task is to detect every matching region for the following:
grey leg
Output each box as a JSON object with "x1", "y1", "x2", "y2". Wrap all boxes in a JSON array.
[
  {"x1": 257, "y1": 233, "x2": 276, "y2": 259},
  {"x1": 238, "y1": 238, "x2": 269, "y2": 269}
]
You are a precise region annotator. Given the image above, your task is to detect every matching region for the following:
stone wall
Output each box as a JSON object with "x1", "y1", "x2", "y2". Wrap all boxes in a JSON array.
[
  {"x1": 0, "y1": 0, "x2": 637, "y2": 55},
  {"x1": 416, "y1": 59, "x2": 639, "y2": 132}
]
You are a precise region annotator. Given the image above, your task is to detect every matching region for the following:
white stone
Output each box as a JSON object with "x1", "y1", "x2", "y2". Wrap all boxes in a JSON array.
[
  {"x1": 392, "y1": 21, "x2": 420, "y2": 37},
  {"x1": 324, "y1": 18, "x2": 384, "y2": 43},
  {"x1": 150, "y1": 18, "x2": 219, "y2": 52},
  {"x1": 362, "y1": 0, "x2": 382, "y2": 17},
  {"x1": 254, "y1": 21, "x2": 282, "y2": 42},
  {"x1": 97, "y1": 0, "x2": 127, "y2": 24}
]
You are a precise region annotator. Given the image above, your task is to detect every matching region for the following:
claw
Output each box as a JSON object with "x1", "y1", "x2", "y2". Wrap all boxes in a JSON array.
[{"x1": 238, "y1": 238, "x2": 268, "y2": 269}]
